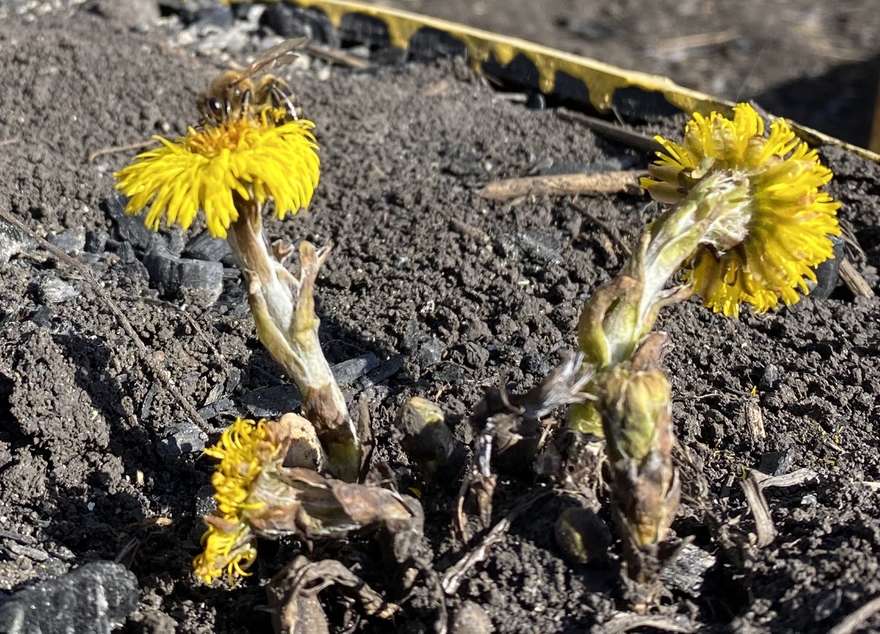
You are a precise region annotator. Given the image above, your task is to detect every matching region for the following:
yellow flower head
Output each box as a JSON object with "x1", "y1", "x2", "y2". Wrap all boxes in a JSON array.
[
  {"x1": 114, "y1": 109, "x2": 320, "y2": 239},
  {"x1": 641, "y1": 103, "x2": 841, "y2": 316},
  {"x1": 193, "y1": 515, "x2": 257, "y2": 584},
  {"x1": 193, "y1": 417, "x2": 283, "y2": 584}
]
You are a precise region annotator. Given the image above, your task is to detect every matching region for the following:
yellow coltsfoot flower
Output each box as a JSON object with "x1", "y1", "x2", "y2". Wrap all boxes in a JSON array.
[
  {"x1": 641, "y1": 103, "x2": 841, "y2": 316},
  {"x1": 193, "y1": 515, "x2": 258, "y2": 585},
  {"x1": 193, "y1": 416, "x2": 422, "y2": 586},
  {"x1": 193, "y1": 417, "x2": 278, "y2": 584},
  {"x1": 114, "y1": 109, "x2": 319, "y2": 239}
]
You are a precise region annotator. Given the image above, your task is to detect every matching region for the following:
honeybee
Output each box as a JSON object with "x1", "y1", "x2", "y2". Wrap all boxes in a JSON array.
[{"x1": 198, "y1": 37, "x2": 307, "y2": 125}]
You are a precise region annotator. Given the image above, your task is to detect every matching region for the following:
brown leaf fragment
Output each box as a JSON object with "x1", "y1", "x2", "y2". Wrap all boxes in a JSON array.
[
  {"x1": 268, "y1": 556, "x2": 398, "y2": 634},
  {"x1": 744, "y1": 399, "x2": 765, "y2": 441}
]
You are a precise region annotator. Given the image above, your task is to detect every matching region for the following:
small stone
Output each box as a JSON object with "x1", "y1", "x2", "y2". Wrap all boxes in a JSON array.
[
  {"x1": 48, "y1": 227, "x2": 86, "y2": 255},
  {"x1": 354, "y1": 356, "x2": 404, "y2": 391},
  {"x1": 87, "y1": 0, "x2": 160, "y2": 27},
  {"x1": 801, "y1": 493, "x2": 818, "y2": 506},
  {"x1": 156, "y1": 423, "x2": 208, "y2": 459},
  {"x1": 515, "y1": 230, "x2": 562, "y2": 265},
  {"x1": 462, "y1": 342, "x2": 490, "y2": 369},
  {"x1": 183, "y1": 229, "x2": 234, "y2": 264},
  {"x1": 0, "y1": 561, "x2": 138, "y2": 633},
  {"x1": 157, "y1": 0, "x2": 215, "y2": 24},
  {"x1": 85, "y1": 229, "x2": 108, "y2": 254},
  {"x1": 416, "y1": 336, "x2": 444, "y2": 369},
  {"x1": 192, "y1": 4, "x2": 234, "y2": 28},
  {"x1": 397, "y1": 397, "x2": 455, "y2": 474},
  {"x1": 241, "y1": 385, "x2": 301, "y2": 418},
  {"x1": 554, "y1": 507, "x2": 611, "y2": 565},
  {"x1": 450, "y1": 601, "x2": 493, "y2": 634},
  {"x1": 29, "y1": 306, "x2": 53, "y2": 328},
  {"x1": 143, "y1": 244, "x2": 224, "y2": 307},
  {"x1": 0, "y1": 218, "x2": 32, "y2": 266},
  {"x1": 759, "y1": 446, "x2": 797, "y2": 476},
  {"x1": 332, "y1": 353, "x2": 380, "y2": 386},
  {"x1": 37, "y1": 277, "x2": 78, "y2": 304},
  {"x1": 810, "y1": 235, "x2": 845, "y2": 300},
  {"x1": 758, "y1": 364, "x2": 780, "y2": 390},
  {"x1": 660, "y1": 542, "x2": 716, "y2": 597},
  {"x1": 166, "y1": 230, "x2": 186, "y2": 258},
  {"x1": 525, "y1": 91, "x2": 546, "y2": 111}
]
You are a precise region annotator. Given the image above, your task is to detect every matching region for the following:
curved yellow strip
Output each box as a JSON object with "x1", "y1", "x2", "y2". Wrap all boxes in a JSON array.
[{"x1": 251, "y1": 0, "x2": 879, "y2": 163}]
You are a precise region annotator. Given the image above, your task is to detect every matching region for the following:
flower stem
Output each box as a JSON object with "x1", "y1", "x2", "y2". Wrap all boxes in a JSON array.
[{"x1": 227, "y1": 198, "x2": 360, "y2": 481}]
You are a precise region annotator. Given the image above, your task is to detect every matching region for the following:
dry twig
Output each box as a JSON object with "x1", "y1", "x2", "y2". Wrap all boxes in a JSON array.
[
  {"x1": 557, "y1": 110, "x2": 663, "y2": 153},
  {"x1": 829, "y1": 594, "x2": 880, "y2": 634},
  {"x1": 479, "y1": 171, "x2": 642, "y2": 201},
  {"x1": 598, "y1": 613, "x2": 693, "y2": 633},
  {"x1": 87, "y1": 139, "x2": 157, "y2": 163}
]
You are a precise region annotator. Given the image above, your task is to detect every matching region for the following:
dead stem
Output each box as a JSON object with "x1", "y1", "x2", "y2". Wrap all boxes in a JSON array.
[
  {"x1": 478, "y1": 170, "x2": 643, "y2": 201},
  {"x1": 829, "y1": 594, "x2": 880, "y2": 634}
]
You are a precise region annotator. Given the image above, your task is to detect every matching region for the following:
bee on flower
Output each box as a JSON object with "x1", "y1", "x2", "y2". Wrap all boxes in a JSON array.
[
  {"x1": 114, "y1": 40, "x2": 361, "y2": 480},
  {"x1": 114, "y1": 38, "x2": 319, "y2": 240}
]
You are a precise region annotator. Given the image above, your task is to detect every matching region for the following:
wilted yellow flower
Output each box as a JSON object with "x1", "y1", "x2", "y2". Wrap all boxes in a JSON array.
[
  {"x1": 641, "y1": 103, "x2": 841, "y2": 316},
  {"x1": 114, "y1": 109, "x2": 319, "y2": 239},
  {"x1": 193, "y1": 515, "x2": 257, "y2": 584},
  {"x1": 205, "y1": 417, "x2": 280, "y2": 517},
  {"x1": 193, "y1": 417, "x2": 281, "y2": 584}
]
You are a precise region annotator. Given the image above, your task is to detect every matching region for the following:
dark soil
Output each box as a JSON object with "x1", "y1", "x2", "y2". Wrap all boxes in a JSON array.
[
  {"x1": 0, "y1": 3, "x2": 879, "y2": 634},
  {"x1": 398, "y1": 0, "x2": 880, "y2": 148}
]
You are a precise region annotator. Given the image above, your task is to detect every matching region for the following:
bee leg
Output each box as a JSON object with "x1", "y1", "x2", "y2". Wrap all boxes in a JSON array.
[
  {"x1": 240, "y1": 88, "x2": 252, "y2": 119},
  {"x1": 256, "y1": 75, "x2": 298, "y2": 121},
  {"x1": 270, "y1": 82, "x2": 298, "y2": 121}
]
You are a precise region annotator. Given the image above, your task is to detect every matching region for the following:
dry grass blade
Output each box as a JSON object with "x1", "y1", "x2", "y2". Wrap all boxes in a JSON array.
[
  {"x1": 650, "y1": 29, "x2": 739, "y2": 54},
  {"x1": 479, "y1": 171, "x2": 643, "y2": 201},
  {"x1": 557, "y1": 109, "x2": 663, "y2": 153},
  {"x1": 829, "y1": 594, "x2": 880, "y2": 634},
  {"x1": 87, "y1": 139, "x2": 157, "y2": 162},
  {"x1": 839, "y1": 257, "x2": 875, "y2": 298},
  {"x1": 0, "y1": 210, "x2": 212, "y2": 434},
  {"x1": 740, "y1": 471, "x2": 777, "y2": 548}
]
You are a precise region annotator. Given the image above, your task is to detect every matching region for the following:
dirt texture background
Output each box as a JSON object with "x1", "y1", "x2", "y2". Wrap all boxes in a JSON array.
[
  {"x1": 0, "y1": 1, "x2": 879, "y2": 633},
  {"x1": 386, "y1": 0, "x2": 880, "y2": 148}
]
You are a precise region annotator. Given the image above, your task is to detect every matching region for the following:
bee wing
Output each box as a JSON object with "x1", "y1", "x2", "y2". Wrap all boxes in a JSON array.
[{"x1": 239, "y1": 37, "x2": 308, "y2": 81}]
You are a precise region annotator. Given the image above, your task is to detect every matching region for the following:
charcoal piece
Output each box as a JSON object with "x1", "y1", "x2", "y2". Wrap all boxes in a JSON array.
[
  {"x1": 183, "y1": 229, "x2": 234, "y2": 264},
  {"x1": 143, "y1": 244, "x2": 224, "y2": 307},
  {"x1": 0, "y1": 561, "x2": 138, "y2": 634},
  {"x1": 157, "y1": 422, "x2": 208, "y2": 459}
]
